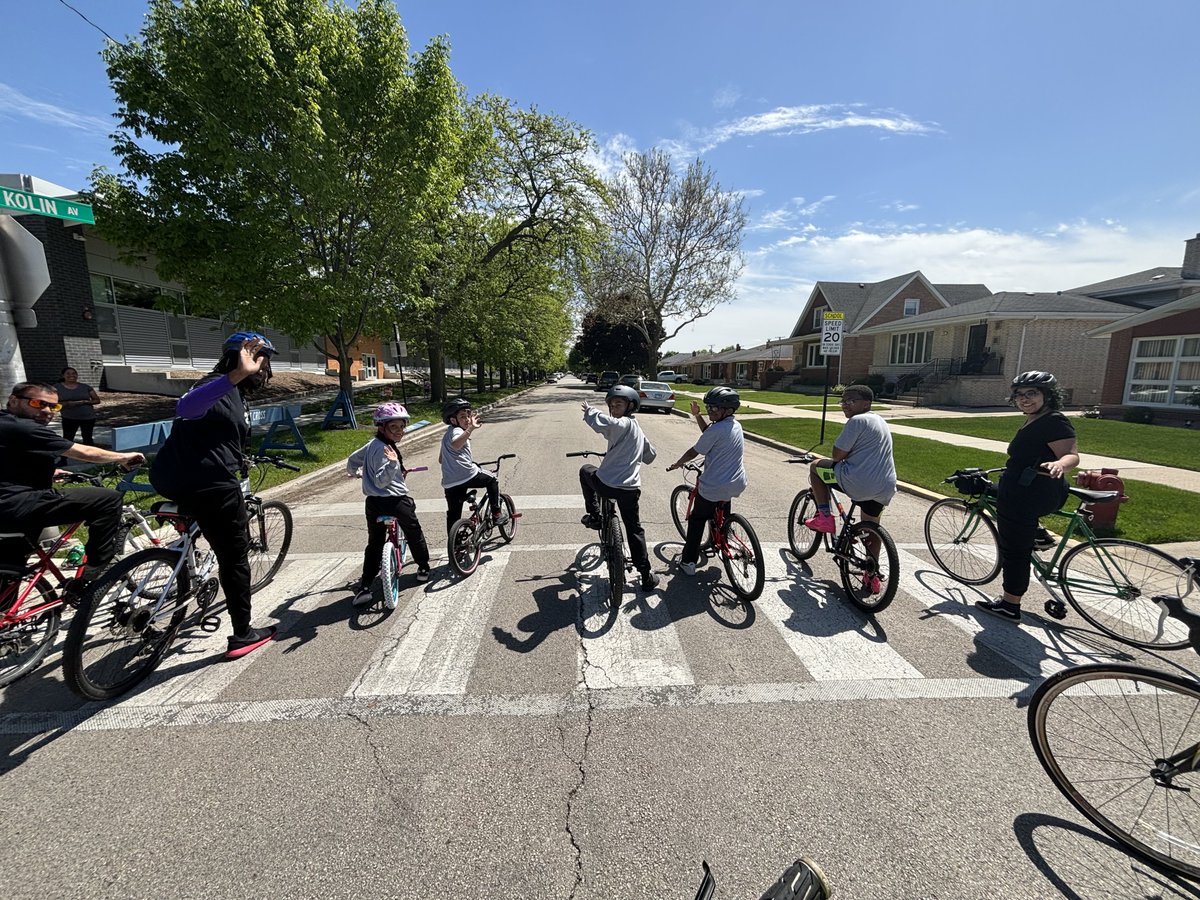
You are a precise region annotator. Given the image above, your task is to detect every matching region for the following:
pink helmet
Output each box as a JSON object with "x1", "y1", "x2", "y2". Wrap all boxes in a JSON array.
[{"x1": 373, "y1": 402, "x2": 410, "y2": 425}]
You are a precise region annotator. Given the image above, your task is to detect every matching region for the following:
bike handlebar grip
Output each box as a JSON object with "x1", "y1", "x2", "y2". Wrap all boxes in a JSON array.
[
  {"x1": 282, "y1": 462, "x2": 301, "y2": 472},
  {"x1": 498, "y1": 453, "x2": 516, "y2": 461},
  {"x1": 405, "y1": 466, "x2": 429, "y2": 473},
  {"x1": 565, "y1": 452, "x2": 587, "y2": 458}
]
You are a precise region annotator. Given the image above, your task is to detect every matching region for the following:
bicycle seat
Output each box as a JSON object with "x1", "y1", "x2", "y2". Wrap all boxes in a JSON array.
[
  {"x1": 149, "y1": 501, "x2": 188, "y2": 519},
  {"x1": 1067, "y1": 486, "x2": 1119, "y2": 503},
  {"x1": 463, "y1": 489, "x2": 477, "y2": 501}
]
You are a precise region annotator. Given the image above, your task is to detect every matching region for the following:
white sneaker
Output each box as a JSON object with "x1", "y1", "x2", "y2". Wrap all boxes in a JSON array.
[
  {"x1": 352, "y1": 588, "x2": 374, "y2": 607},
  {"x1": 680, "y1": 561, "x2": 697, "y2": 576}
]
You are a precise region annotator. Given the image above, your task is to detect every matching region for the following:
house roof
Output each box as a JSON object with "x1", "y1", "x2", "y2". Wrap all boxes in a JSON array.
[
  {"x1": 1068, "y1": 267, "x2": 1189, "y2": 297},
  {"x1": 1084, "y1": 290, "x2": 1200, "y2": 337},
  {"x1": 853, "y1": 291, "x2": 1132, "y2": 335}
]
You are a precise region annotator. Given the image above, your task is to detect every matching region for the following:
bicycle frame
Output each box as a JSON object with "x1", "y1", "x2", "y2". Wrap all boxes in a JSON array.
[
  {"x1": 129, "y1": 517, "x2": 218, "y2": 630},
  {"x1": 0, "y1": 523, "x2": 83, "y2": 628},
  {"x1": 677, "y1": 465, "x2": 757, "y2": 563}
]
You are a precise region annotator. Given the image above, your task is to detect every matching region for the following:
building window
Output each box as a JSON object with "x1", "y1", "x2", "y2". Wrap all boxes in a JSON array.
[
  {"x1": 812, "y1": 307, "x2": 825, "y2": 329},
  {"x1": 1127, "y1": 336, "x2": 1200, "y2": 406},
  {"x1": 806, "y1": 343, "x2": 825, "y2": 368},
  {"x1": 889, "y1": 330, "x2": 934, "y2": 365},
  {"x1": 903, "y1": 299, "x2": 919, "y2": 317}
]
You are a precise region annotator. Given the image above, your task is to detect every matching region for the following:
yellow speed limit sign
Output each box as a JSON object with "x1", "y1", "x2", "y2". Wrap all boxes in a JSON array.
[{"x1": 820, "y1": 311, "x2": 844, "y2": 356}]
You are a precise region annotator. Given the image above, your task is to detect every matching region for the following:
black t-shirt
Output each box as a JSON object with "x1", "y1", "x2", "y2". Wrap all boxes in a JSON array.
[
  {"x1": 150, "y1": 374, "x2": 250, "y2": 496},
  {"x1": 0, "y1": 410, "x2": 73, "y2": 505},
  {"x1": 1005, "y1": 411, "x2": 1076, "y2": 476}
]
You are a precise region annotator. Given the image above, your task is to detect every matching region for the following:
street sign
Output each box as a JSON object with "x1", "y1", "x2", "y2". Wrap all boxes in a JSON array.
[
  {"x1": 0, "y1": 186, "x2": 95, "y2": 225},
  {"x1": 820, "y1": 311, "x2": 844, "y2": 356}
]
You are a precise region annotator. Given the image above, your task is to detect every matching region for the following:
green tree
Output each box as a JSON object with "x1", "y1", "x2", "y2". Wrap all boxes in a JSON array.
[{"x1": 90, "y1": 0, "x2": 463, "y2": 398}]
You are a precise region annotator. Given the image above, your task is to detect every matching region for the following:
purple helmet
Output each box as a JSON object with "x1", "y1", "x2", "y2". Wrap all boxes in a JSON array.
[{"x1": 373, "y1": 402, "x2": 410, "y2": 426}]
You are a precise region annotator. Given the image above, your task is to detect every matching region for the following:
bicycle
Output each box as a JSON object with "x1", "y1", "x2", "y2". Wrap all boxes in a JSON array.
[
  {"x1": 670, "y1": 461, "x2": 765, "y2": 602},
  {"x1": 1028, "y1": 556, "x2": 1200, "y2": 880},
  {"x1": 784, "y1": 455, "x2": 899, "y2": 613},
  {"x1": 61, "y1": 455, "x2": 300, "y2": 701},
  {"x1": 448, "y1": 455, "x2": 520, "y2": 578},
  {"x1": 924, "y1": 467, "x2": 1193, "y2": 649},
  {"x1": 566, "y1": 450, "x2": 627, "y2": 609},
  {"x1": 242, "y1": 453, "x2": 297, "y2": 593},
  {"x1": 370, "y1": 465, "x2": 430, "y2": 608}
]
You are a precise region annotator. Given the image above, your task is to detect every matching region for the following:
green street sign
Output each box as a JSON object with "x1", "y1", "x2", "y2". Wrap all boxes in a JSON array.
[{"x1": 0, "y1": 186, "x2": 95, "y2": 225}]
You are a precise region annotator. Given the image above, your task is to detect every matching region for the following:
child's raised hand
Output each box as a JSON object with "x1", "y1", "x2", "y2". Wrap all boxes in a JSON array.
[
  {"x1": 581, "y1": 401, "x2": 590, "y2": 412},
  {"x1": 383, "y1": 445, "x2": 398, "y2": 463},
  {"x1": 690, "y1": 401, "x2": 701, "y2": 416}
]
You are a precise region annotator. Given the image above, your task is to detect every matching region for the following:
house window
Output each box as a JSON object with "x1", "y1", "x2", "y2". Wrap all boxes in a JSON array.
[
  {"x1": 806, "y1": 343, "x2": 825, "y2": 368},
  {"x1": 889, "y1": 330, "x2": 934, "y2": 365},
  {"x1": 1127, "y1": 336, "x2": 1200, "y2": 406},
  {"x1": 903, "y1": 299, "x2": 920, "y2": 317},
  {"x1": 812, "y1": 307, "x2": 825, "y2": 329}
]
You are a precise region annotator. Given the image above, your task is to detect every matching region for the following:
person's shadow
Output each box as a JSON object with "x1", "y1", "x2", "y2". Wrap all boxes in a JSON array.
[{"x1": 492, "y1": 546, "x2": 614, "y2": 649}]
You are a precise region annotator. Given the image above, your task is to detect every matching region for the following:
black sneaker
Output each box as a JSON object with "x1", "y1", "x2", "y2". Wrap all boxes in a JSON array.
[
  {"x1": 580, "y1": 513, "x2": 600, "y2": 531},
  {"x1": 975, "y1": 597, "x2": 1021, "y2": 621},
  {"x1": 226, "y1": 626, "x2": 277, "y2": 659},
  {"x1": 1033, "y1": 528, "x2": 1055, "y2": 550},
  {"x1": 639, "y1": 572, "x2": 660, "y2": 591}
]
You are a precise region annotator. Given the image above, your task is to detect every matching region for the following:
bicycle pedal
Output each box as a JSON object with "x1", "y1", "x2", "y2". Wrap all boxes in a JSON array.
[
  {"x1": 1044, "y1": 600, "x2": 1067, "y2": 620},
  {"x1": 199, "y1": 614, "x2": 223, "y2": 633}
]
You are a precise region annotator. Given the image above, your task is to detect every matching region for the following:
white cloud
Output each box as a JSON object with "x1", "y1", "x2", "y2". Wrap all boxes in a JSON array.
[
  {"x1": 0, "y1": 83, "x2": 112, "y2": 135},
  {"x1": 747, "y1": 195, "x2": 836, "y2": 232},
  {"x1": 883, "y1": 201, "x2": 919, "y2": 213},
  {"x1": 712, "y1": 86, "x2": 741, "y2": 109}
]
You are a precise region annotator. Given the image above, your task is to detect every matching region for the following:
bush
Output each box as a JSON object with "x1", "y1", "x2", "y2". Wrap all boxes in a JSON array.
[{"x1": 1122, "y1": 406, "x2": 1156, "y2": 424}]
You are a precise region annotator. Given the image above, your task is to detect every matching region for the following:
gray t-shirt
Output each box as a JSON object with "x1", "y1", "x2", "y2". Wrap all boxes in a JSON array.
[
  {"x1": 440, "y1": 427, "x2": 481, "y2": 489},
  {"x1": 56, "y1": 382, "x2": 97, "y2": 421},
  {"x1": 583, "y1": 407, "x2": 656, "y2": 489},
  {"x1": 694, "y1": 417, "x2": 748, "y2": 503},
  {"x1": 833, "y1": 412, "x2": 896, "y2": 506}
]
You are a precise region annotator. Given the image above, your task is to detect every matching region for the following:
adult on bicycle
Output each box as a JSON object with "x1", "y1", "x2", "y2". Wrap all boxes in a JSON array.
[
  {"x1": 440, "y1": 398, "x2": 509, "y2": 534},
  {"x1": 0, "y1": 381, "x2": 145, "y2": 582},
  {"x1": 148, "y1": 332, "x2": 278, "y2": 658},
  {"x1": 665, "y1": 386, "x2": 748, "y2": 577},
  {"x1": 975, "y1": 371, "x2": 1079, "y2": 622},
  {"x1": 578, "y1": 384, "x2": 660, "y2": 591}
]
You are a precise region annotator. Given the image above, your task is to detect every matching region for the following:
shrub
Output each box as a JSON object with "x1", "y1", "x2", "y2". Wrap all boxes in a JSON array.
[{"x1": 1122, "y1": 406, "x2": 1156, "y2": 424}]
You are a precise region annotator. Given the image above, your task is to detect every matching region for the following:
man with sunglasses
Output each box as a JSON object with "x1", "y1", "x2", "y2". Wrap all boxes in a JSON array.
[{"x1": 0, "y1": 382, "x2": 145, "y2": 580}]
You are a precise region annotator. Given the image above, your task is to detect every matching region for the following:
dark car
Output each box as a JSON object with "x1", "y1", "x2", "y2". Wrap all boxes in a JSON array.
[
  {"x1": 585, "y1": 373, "x2": 597, "y2": 384},
  {"x1": 596, "y1": 371, "x2": 620, "y2": 391},
  {"x1": 619, "y1": 374, "x2": 641, "y2": 388}
]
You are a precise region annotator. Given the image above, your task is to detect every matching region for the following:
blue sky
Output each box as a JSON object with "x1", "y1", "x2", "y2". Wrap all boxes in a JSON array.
[{"x1": 4, "y1": 0, "x2": 1198, "y2": 353}]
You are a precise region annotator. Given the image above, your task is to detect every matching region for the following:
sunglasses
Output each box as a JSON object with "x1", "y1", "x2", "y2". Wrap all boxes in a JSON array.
[{"x1": 19, "y1": 396, "x2": 62, "y2": 412}]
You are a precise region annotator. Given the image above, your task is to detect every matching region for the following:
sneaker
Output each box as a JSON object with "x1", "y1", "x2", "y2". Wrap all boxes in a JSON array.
[
  {"x1": 975, "y1": 597, "x2": 1021, "y2": 621},
  {"x1": 1033, "y1": 527, "x2": 1055, "y2": 551},
  {"x1": 352, "y1": 588, "x2": 374, "y2": 607},
  {"x1": 225, "y1": 626, "x2": 277, "y2": 659},
  {"x1": 493, "y1": 510, "x2": 511, "y2": 526},
  {"x1": 416, "y1": 566, "x2": 431, "y2": 583},
  {"x1": 580, "y1": 513, "x2": 600, "y2": 531},
  {"x1": 639, "y1": 572, "x2": 660, "y2": 591},
  {"x1": 861, "y1": 573, "x2": 882, "y2": 595},
  {"x1": 804, "y1": 512, "x2": 836, "y2": 534},
  {"x1": 680, "y1": 561, "x2": 697, "y2": 576}
]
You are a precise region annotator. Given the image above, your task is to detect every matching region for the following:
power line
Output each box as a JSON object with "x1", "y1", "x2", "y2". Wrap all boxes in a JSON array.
[{"x1": 54, "y1": 0, "x2": 122, "y2": 46}]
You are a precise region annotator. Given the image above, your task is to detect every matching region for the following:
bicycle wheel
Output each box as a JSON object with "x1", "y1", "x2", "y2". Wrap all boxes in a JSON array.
[
  {"x1": 1030, "y1": 663, "x2": 1200, "y2": 879},
  {"x1": 498, "y1": 494, "x2": 518, "y2": 543},
  {"x1": 247, "y1": 501, "x2": 293, "y2": 593},
  {"x1": 670, "y1": 484, "x2": 691, "y2": 539},
  {"x1": 837, "y1": 521, "x2": 899, "y2": 613},
  {"x1": 923, "y1": 497, "x2": 1001, "y2": 585},
  {"x1": 604, "y1": 512, "x2": 625, "y2": 609},
  {"x1": 721, "y1": 513, "x2": 765, "y2": 601},
  {"x1": 787, "y1": 490, "x2": 822, "y2": 561},
  {"x1": 62, "y1": 548, "x2": 190, "y2": 701},
  {"x1": 372, "y1": 541, "x2": 402, "y2": 610},
  {"x1": 449, "y1": 518, "x2": 480, "y2": 577},
  {"x1": 1060, "y1": 539, "x2": 1192, "y2": 650},
  {"x1": 0, "y1": 580, "x2": 60, "y2": 688},
  {"x1": 115, "y1": 511, "x2": 159, "y2": 557}
]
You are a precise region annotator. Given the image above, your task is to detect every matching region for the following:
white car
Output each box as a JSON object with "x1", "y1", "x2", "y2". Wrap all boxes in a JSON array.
[
  {"x1": 656, "y1": 370, "x2": 685, "y2": 383},
  {"x1": 637, "y1": 381, "x2": 676, "y2": 414}
]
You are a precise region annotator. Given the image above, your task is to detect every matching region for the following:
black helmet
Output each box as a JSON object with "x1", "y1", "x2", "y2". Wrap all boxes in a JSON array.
[
  {"x1": 1011, "y1": 371, "x2": 1057, "y2": 390},
  {"x1": 442, "y1": 397, "x2": 472, "y2": 424},
  {"x1": 703, "y1": 386, "x2": 741, "y2": 410},
  {"x1": 606, "y1": 383, "x2": 641, "y2": 413}
]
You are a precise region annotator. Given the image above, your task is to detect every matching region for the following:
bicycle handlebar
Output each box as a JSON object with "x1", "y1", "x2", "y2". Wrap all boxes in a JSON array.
[
  {"x1": 565, "y1": 451, "x2": 605, "y2": 459},
  {"x1": 941, "y1": 466, "x2": 1004, "y2": 483},
  {"x1": 787, "y1": 454, "x2": 817, "y2": 464},
  {"x1": 247, "y1": 453, "x2": 302, "y2": 473},
  {"x1": 403, "y1": 466, "x2": 429, "y2": 473},
  {"x1": 476, "y1": 454, "x2": 516, "y2": 470}
]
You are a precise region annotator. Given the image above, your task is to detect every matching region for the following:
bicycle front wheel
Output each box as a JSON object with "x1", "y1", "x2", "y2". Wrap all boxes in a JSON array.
[
  {"x1": 372, "y1": 540, "x2": 402, "y2": 610},
  {"x1": 498, "y1": 494, "x2": 518, "y2": 543},
  {"x1": 1030, "y1": 664, "x2": 1200, "y2": 879},
  {"x1": 62, "y1": 549, "x2": 189, "y2": 701},
  {"x1": 449, "y1": 519, "x2": 480, "y2": 577},
  {"x1": 787, "y1": 490, "x2": 821, "y2": 561},
  {"x1": 247, "y1": 501, "x2": 293, "y2": 593},
  {"x1": 604, "y1": 513, "x2": 625, "y2": 609},
  {"x1": 0, "y1": 580, "x2": 60, "y2": 688},
  {"x1": 838, "y1": 522, "x2": 899, "y2": 613},
  {"x1": 1060, "y1": 539, "x2": 1192, "y2": 649},
  {"x1": 721, "y1": 513, "x2": 765, "y2": 601},
  {"x1": 670, "y1": 484, "x2": 691, "y2": 540},
  {"x1": 923, "y1": 498, "x2": 1001, "y2": 585}
]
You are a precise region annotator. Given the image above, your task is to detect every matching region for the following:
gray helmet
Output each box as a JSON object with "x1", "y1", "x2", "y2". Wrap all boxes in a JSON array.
[
  {"x1": 441, "y1": 397, "x2": 472, "y2": 425},
  {"x1": 606, "y1": 383, "x2": 641, "y2": 413},
  {"x1": 1011, "y1": 371, "x2": 1057, "y2": 390},
  {"x1": 703, "y1": 386, "x2": 741, "y2": 410}
]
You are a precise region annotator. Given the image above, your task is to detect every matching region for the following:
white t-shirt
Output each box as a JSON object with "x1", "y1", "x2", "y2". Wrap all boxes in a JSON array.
[
  {"x1": 440, "y1": 427, "x2": 481, "y2": 489},
  {"x1": 694, "y1": 417, "x2": 748, "y2": 503},
  {"x1": 833, "y1": 412, "x2": 896, "y2": 506}
]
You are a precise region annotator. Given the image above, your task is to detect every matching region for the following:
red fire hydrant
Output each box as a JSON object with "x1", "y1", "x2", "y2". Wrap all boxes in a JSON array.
[{"x1": 1074, "y1": 468, "x2": 1128, "y2": 532}]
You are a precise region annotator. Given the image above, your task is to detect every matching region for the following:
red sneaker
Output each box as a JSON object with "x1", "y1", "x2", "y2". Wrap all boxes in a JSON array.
[{"x1": 804, "y1": 512, "x2": 836, "y2": 533}]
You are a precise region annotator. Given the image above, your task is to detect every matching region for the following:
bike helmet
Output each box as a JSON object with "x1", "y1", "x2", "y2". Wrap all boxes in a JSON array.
[
  {"x1": 223, "y1": 331, "x2": 277, "y2": 357},
  {"x1": 606, "y1": 383, "x2": 641, "y2": 413},
  {"x1": 1011, "y1": 371, "x2": 1057, "y2": 390},
  {"x1": 442, "y1": 397, "x2": 472, "y2": 425},
  {"x1": 373, "y1": 402, "x2": 410, "y2": 426},
  {"x1": 703, "y1": 386, "x2": 741, "y2": 410}
]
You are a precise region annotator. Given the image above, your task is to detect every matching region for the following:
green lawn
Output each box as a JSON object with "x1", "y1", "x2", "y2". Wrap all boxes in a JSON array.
[
  {"x1": 674, "y1": 384, "x2": 890, "y2": 411},
  {"x1": 671, "y1": 396, "x2": 771, "y2": 416},
  {"x1": 901, "y1": 415, "x2": 1200, "y2": 471}
]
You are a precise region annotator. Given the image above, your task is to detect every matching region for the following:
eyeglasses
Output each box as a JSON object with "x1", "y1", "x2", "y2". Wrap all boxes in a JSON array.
[
  {"x1": 1013, "y1": 389, "x2": 1042, "y2": 400},
  {"x1": 19, "y1": 396, "x2": 62, "y2": 412}
]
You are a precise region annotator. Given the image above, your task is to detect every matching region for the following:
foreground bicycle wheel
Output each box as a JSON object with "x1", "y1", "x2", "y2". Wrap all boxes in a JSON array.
[
  {"x1": 923, "y1": 497, "x2": 1001, "y2": 585},
  {"x1": 498, "y1": 494, "x2": 518, "y2": 543},
  {"x1": 722, "y1": 513, "x2": 765, "y2": 601},
  {"x1": 372, "y1": 540, "x2": 402, "y2": 610},
  {"x1": 62, "y1": 549, "x2": 189, "y2": 701},
  {"x1": 786, "y1": 490, "x2": 821, "y2": 561},
  {"x1": 449, "y1": 518, "x2": 481, "y2": 577},
  {"x1": 604, "y1": 512, "x2": 625, "y2": 609},
  {"x1": 670, "y1": 484, "x2": 691, "y2": 540},
  {"x1": 1030, "y1": 664, "x2": 1200, "y2": 880},
  {"x1": 1059, "y1": 539, "x2": 1192, "y2": 650},
  {"x1": 837, "y1": 522, "x2": 899, "y2": 613},
  {"x1": 248, "y1": 501, "x2": 293, "y2": 593},
  {"x1": 0, "y1": 580, "x2": 60, "y2": 688}
]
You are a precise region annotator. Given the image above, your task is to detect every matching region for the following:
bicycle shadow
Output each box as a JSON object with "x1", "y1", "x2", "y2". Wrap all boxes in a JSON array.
[
  {"x1": 647, "y1": 540, "x2": 757, "y2": 631},
  {"x1": 773, "y1": 549, "x2": 891, "y2": 643},
  {"x1": 492, "y1": 546, "x2": 618, "y2": 647}
]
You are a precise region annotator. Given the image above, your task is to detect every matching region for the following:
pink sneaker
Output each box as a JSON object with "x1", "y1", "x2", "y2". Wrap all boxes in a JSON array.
[
  {"x1": 804, "y1": 512, "x2": 836, "y2": 533},
  {"x1": 862, "y1": 573, "x2": 882, "y2": 594}
]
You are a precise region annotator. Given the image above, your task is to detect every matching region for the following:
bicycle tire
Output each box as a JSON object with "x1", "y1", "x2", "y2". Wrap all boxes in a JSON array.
[
  {"x1": 786, "y1": 490, "x2": 822, "y2": 561},
  {"x1": 721, "y1": 513, "x2": 765, "y2": 601},
  {"x1": 605, "y1": 512, "x2": 625, "y2": 609},
  {"x1": 837, "y1": 521, "x2": 899, "y2": 613},
  {"x1": 0, "y1": 580, "x2": 60, "y2": 688},
  {"x1": 670, "y1": 484, "x2": 691, "y2": 540},
  {"x1": 372, "y1": 540, "x2": 402, "y2": 610},
  {"x1": 62, "y1": 548, "x2": 190, "y2": 701},
  {"x1": 449, "y1": 518, "x2": 480, "y2": 577},
  {"x1": 923, "y1": 497, "x2": 1001, "y2": 585},
  {"x1": 247, "y1": 500, "x2": 293, "y2": 593},
  {"x1": 498, "y1": 494, "x2": 518, "y2": 543},
  {"x1": 1029, "y1": 663, "x2": 1200, "y2": 880},
  {"x1": 1059, "y1": 539, "x2": 1192, "y2": 650}
]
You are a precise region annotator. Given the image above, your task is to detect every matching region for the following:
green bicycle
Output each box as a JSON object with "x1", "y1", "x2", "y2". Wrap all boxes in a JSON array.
[{"x1": 924, "y1": 467, "x2": 1193, "y2": 649}]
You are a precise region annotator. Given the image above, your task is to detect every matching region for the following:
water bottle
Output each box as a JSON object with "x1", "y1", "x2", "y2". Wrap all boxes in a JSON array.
[{"x1": 65, "y1": 545, "x2": 85, "y2": 567}]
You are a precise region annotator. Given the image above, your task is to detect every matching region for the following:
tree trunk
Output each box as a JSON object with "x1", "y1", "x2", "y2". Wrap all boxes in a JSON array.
[
  {"x1": 499, "y1": 365, "x2": 509, "y2": 388},
  {"x1": 427, "y1": 327, "x2": 446, "y2": 403},
  {"x1": 475, "y1": 359, "x2": 485, "y2": 394}
]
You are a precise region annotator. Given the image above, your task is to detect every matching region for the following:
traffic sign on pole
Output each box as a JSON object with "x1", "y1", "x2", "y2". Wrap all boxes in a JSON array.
[
  {"x1": 820, "y1": 311, "x2": 844, "y2": 356},
  {"x1": 0, "y1": 186, "x2": 95, "y2": 225}
]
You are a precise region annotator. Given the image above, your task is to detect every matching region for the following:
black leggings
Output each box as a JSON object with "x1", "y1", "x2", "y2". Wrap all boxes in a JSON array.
[
  {"x1": 362, "y1": 495, "x2": 430, "y2": 584},
  {"x1": 996, "y1": 480, "x2": 1068, "y2": 597},
  {"x1": 0, "y1": 487, "x2": 122, "y2": 568},
  {"x1": 579, "y1": 465, "x2": 650, "y2": 575},
  {"x1": 444, "y1": 471, "x2": 500, "y2": 534}
]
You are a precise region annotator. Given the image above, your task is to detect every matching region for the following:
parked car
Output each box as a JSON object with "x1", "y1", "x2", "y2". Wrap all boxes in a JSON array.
[
  {"x1": 656, "y1": 370, "x2": 685, "y2": 383},
  {"x1": 596, "y1": 371, "x2": 620, "y2": 391},
  {"x1": 636, "y1": 381, "x2": 676, "y2": 414},
  {"x1": 619, "y1": 374, "x2": 641, "y2": 388},
  {"x1": 585, "y1": 373, "x2": 597, "y2": 384}
]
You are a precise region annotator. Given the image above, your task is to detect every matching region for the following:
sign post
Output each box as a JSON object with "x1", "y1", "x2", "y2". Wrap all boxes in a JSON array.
[{"x1": 818, "y1": 312, "x2": 844, "y2": 445}]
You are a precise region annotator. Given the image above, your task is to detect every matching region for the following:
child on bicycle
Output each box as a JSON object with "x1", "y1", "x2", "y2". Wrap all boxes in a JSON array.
[
  {"x1": 440, "y1": 398, "x2": 509, "y2": 534},
  {"x1": 578, "y1": 384, "x2": 660, "y2": 591},
  {"x1": 665, "y1": 386, "x2": 748, "y2": 576},
  {"x1": 347, "y1": 402, "x2": 431, "y2": 605}
]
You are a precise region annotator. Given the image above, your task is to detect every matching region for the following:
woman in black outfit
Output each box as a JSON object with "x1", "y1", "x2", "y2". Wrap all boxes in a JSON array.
[{"x1": 975, "y1": 371, "x2": 1079, "y2": 622}]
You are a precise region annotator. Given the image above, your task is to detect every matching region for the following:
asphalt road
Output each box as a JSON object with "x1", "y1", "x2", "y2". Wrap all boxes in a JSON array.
[{"x1": 2, "y1": 378, "x2": 1197, "y2": 900}]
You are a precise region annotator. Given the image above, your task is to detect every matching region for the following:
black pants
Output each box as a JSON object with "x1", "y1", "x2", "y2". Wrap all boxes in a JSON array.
[
  {"x1": 362, "y1": 495, "x2": 430, "y2": 585},
  {"x1": 61, "y1": 419, "x2": 95, "y2": 445},
  {"x1": 444, "y1": 471, "x2": 500, "y2": 534},
  {"x1": 996, "y1": 479, "x2": 1068, "y2": 597},
  {"x1": 0, "y1": 487, "x2": 122, "y2": 569},
  {"x1": 579, "y1": 465, "x2": 650, "y2": 575},
  {"x1": 683, "y1": 494, "x2": 726, "y2": 566}
]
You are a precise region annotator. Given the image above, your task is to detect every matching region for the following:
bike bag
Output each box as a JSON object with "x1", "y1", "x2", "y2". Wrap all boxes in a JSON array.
[{"x1": 949, "y1": 469, "x2": 997, "y2": 497}]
